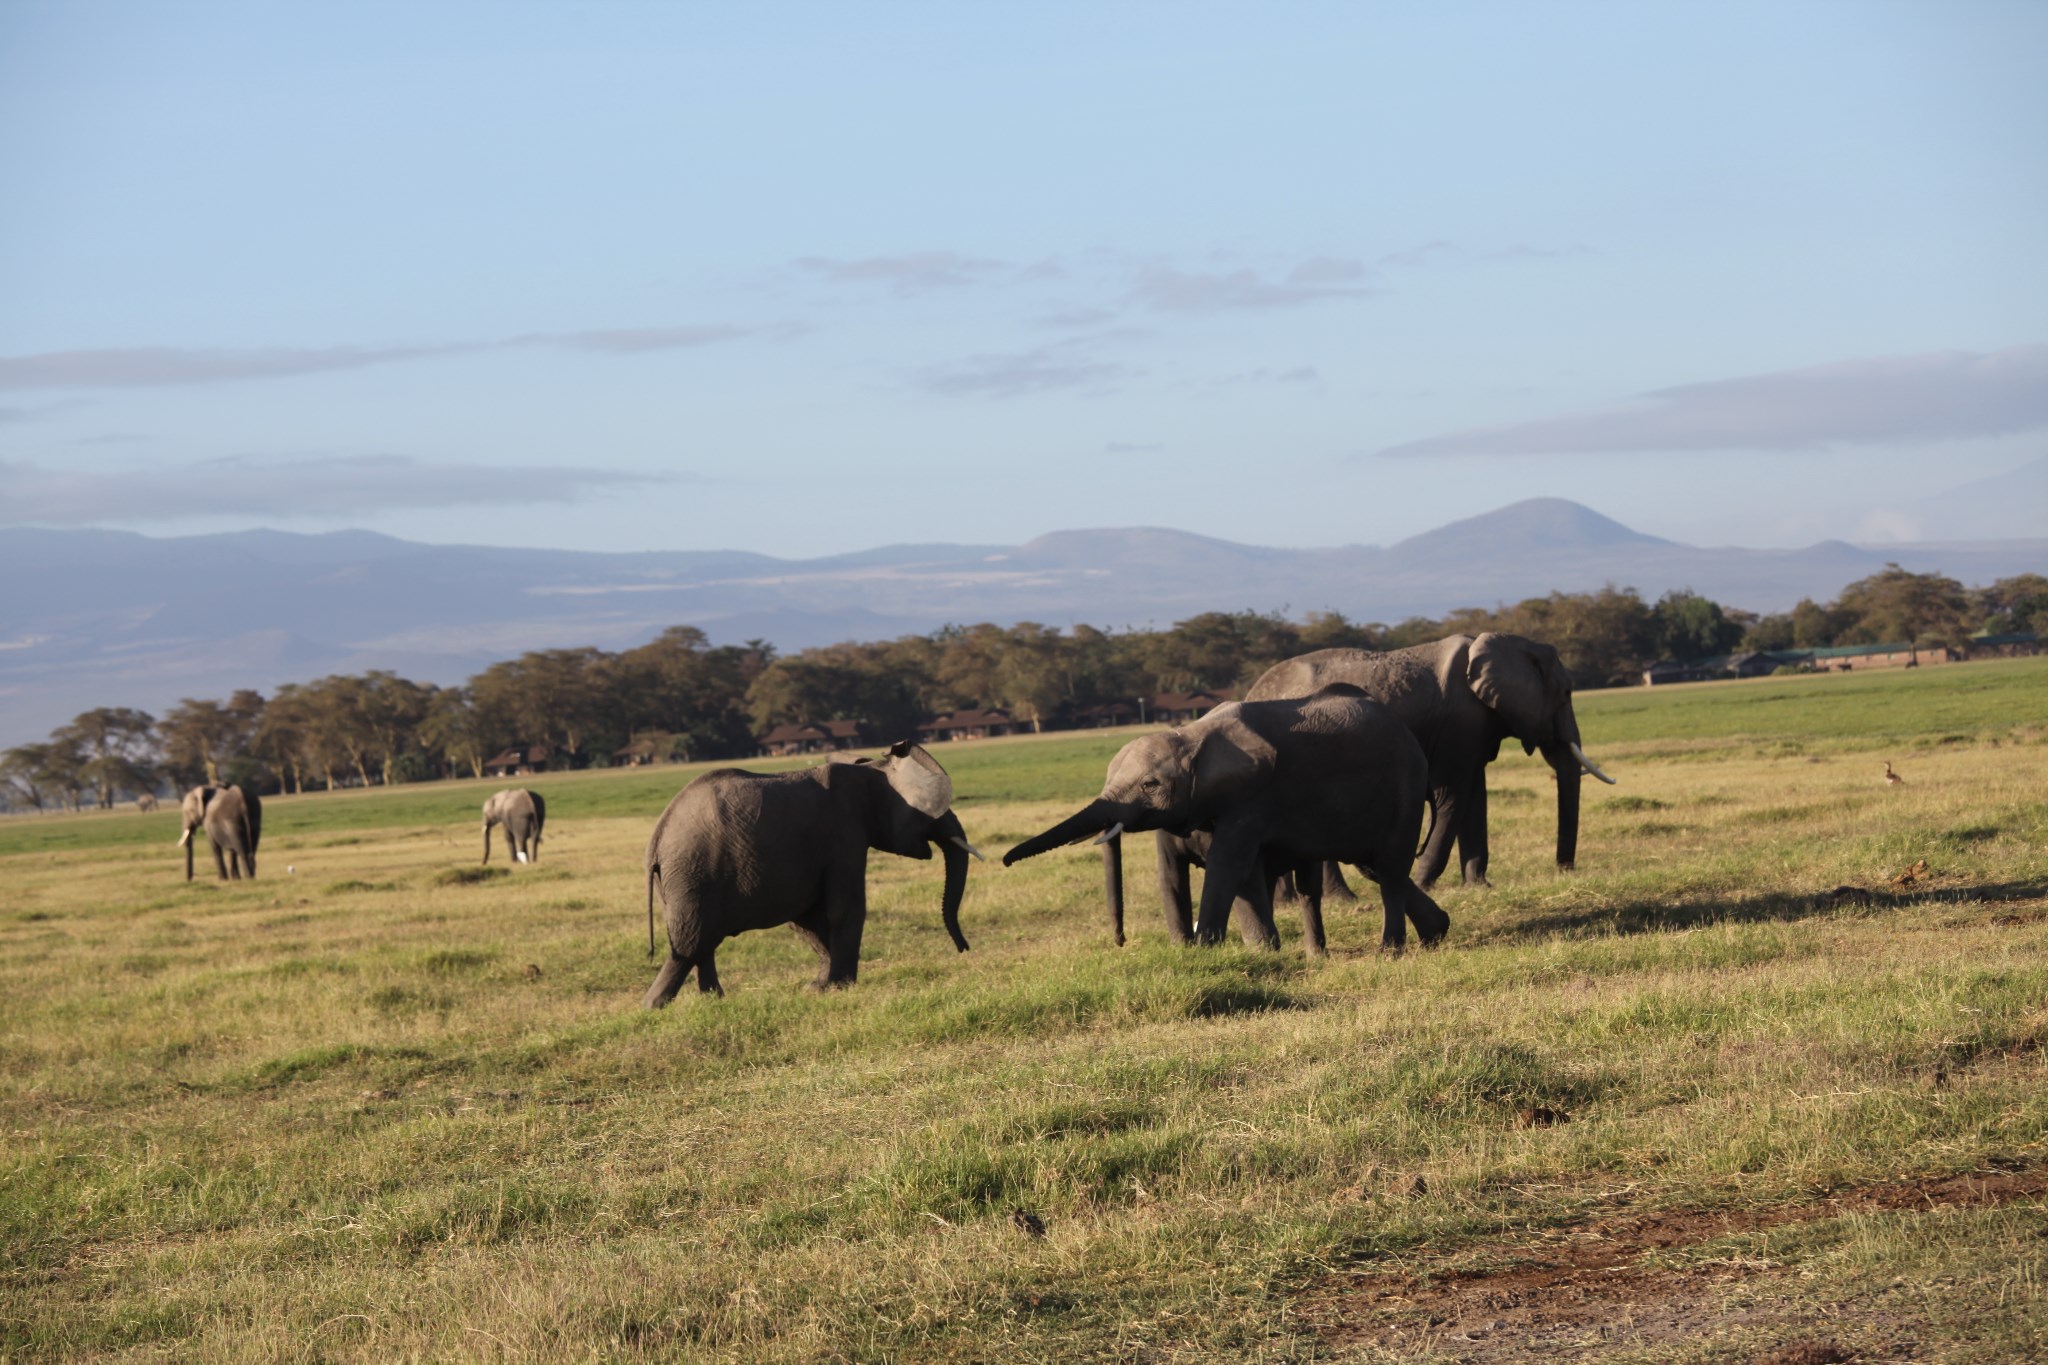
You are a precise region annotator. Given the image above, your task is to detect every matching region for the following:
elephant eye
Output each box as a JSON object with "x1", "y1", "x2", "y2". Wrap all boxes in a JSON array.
[{"x1": 1141, "y1": 777, "x2": 1160, "y2": 790}]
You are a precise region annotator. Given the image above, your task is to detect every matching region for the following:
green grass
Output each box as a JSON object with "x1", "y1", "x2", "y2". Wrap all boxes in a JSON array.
[{"x1": 3, "y1": 658, "x2": 2046, "y2": 1361}]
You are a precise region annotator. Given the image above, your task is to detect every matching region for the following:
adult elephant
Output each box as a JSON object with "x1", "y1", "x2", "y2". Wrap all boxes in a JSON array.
[
  {"x1": 1246, "y1": 633, "x2": 1614, "y2": 889},
  {"x1": 482, "y1": 788, "x2": 546, "y2": 865},
  {"x1": 642, "y1": 741, "x2": 981, "y2": 1004},
  {"x1": 178, "y1": 784, "x2": 262, "y2": 880},
  {"x1": 1007, "y1": 687, "x2": 1445, "y2": 955}
]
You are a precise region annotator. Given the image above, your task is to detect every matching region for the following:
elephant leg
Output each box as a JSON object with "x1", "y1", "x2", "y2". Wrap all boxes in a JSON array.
[
  {"x1": 1193, "y1": 828, "x2": 1262, "y2": 946},
  {"x1": 1156, "y1": 835, "x2": 1196, "y2": 944},
  {"x1": 694, "y1": 950, "x2": 723, "y2": 997},
  {"x1": 1405, "y1": 881, "x2": 1450, "y2": 947},
  {"x1": 1293, "y1": 860, "x2": 1328, "y2": 957},
  {"x1": 1321, "y1": 861, "x2": 1357, "y2": 904},
  {"x1": 815, "y1": 874, "x2": 867, "y2": 989},
  {"x1": 211, "y1": 843, "x2": 231, "y2": 881},
  {"x1": 642, "y1": 953, "x2": 691, "y2": 1008},
  {"x1": 790, "y1": 913, "x2": 832, "y2": 980},
  {"x1": 1414, "y1": 785, "x2": 1462, "y2": 889},
  {"x1": 1272, "y1": 868, "x2": 1299, "y2": 905},
  {"x1": 1231, "y1": 871, "x2": 1281, "y2": 950},
  {"x1": 1459, "y1": 778, "x2": 1491, "y2": 886}
]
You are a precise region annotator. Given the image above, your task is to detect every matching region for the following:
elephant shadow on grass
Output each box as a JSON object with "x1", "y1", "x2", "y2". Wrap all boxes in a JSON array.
[{"x1": 1463, "y1": 876, "x2": 2048, "y2": 947}]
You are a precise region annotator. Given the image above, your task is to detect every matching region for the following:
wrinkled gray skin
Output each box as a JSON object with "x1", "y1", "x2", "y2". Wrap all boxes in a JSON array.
[
  {"x1": 178, "y1": 784, "x2": 262, "y2": 881},
  {"x1": 642, "y1": 741, "x2": 977, "y2": 1004},
  {"x1": 482, "y1": 788, "x2": 546, "y2": 864},
  {"x1": 1007, "y1": 687, "x2": 1446, "y2": 954},
  {"x1": 1246, "y1": 633, "x2": 1614, "y2": 889}
]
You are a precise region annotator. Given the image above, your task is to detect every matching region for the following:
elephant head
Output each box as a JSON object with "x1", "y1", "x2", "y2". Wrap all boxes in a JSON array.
[
  {"x1": 1465, "y1": 632, "x2": 1614, "y2": 870},
  {"x1": 834, "y1": 740, "x2": 980, "y2": 951},
  {"x1": 178, "y1": 785, "x2": 218, "y2": 881},
  {"x1": 1004, "y1": 704, "x2": 1278, "y2": 941}
]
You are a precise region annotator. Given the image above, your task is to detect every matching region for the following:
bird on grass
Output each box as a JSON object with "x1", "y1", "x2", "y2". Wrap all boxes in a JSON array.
[{"x1": 1884, "y1": 761, "x2": 1903, "y2": 786}]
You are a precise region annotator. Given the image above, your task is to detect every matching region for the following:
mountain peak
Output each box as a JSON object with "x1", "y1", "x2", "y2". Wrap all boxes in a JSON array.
[{"x1": 1392, "y1": 498, "x2": 1668, "y2": 555}]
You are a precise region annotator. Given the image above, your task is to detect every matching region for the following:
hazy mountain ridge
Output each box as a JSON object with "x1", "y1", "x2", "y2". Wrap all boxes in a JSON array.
[{"x1": 3, "y1": 498, "x2": 2042, "y2": 744}]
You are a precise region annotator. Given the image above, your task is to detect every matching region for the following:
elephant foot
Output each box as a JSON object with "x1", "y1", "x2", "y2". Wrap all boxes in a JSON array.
[
  {"x1": 806, "y1": 976, "x2": 856, "y2": 993},
  {"x1": 1376, "y1": 940, "x2": 1407, "y2": 958}
]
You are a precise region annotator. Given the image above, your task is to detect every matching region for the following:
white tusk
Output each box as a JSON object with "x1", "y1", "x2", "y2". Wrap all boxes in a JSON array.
[
  {"x1": 1092, "y1": 822, "x2": 1125, "y2": 846},
  {"x1": 949, "y1": 836, "x2": 986, "y2": 863},
  {"x1": 177, "y1": 829, "x2": 192, "y2": 847},
  {"x1": 1571, "y1": 743, "x2": 1617, "y2": 785}
]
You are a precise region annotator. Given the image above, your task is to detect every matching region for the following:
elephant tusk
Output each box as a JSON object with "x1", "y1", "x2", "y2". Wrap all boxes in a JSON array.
[
  {"x1": 1092, "y1": 822, "x2": 1124, "y2": 846},
  {"x1": 177, "y1": 829, "x2": 192, "y2": 847},
  {"x1": 949, "y1": 836, "x2": 986, "y2": 863},
  {"x1": 1571, "y1": 743, "x2": 1617, "y2": 785}
]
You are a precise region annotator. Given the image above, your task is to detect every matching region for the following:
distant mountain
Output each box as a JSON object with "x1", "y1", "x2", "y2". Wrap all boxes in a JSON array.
[{"x1": 2, "y1": 501, "x2": 2042, "y2": 745}]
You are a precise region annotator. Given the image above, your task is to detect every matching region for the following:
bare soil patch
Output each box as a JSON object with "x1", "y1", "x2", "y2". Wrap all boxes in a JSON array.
[{"x1": 1295, "y1": 1167, "x2": 2047, "y2": 1362}]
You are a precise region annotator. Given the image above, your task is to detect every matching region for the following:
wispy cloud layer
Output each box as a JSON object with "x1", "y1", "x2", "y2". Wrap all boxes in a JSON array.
[
  {"x1": 795, "y1": 251, "x2": 1009, "y2": 295},
  {"x1": 915, "y1": 340, "x2": 1131, "y2": 399},
  {"x1": 1374, "y1": 346, "x2": 2048, "y2": 457},
  {"x1": 0, "y1": 325, "x2": 777, "y2": 391},
  {"x1": 1129, "y1": 258, "x2": 1374, "y2": 312},
  {"x1": 0, "y1": 455, "x2": 669, "y2": 523}
]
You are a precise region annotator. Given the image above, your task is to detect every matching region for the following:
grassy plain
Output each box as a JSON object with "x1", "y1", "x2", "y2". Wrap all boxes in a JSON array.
[{"x1": 3, "y1": 658, "x2": 2046, "y2": 1362}]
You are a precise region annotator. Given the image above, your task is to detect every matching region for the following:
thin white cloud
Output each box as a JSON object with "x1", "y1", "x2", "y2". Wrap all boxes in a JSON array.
[
  {"x1": 1129, "y1": 259, "x2": 1374, "y2": 312},
  {"x1": 795, "y1": 251, "x2": 1008, "y2": 295},
  {"x1": 0, "y1": 325, "x2": 780, "y2": 391},
  {"x1": 1373, "y1": 345, "x2": 2048, "y2": 457},
  {"x1": 916, "y1": 340, "x2": 1132, "y2": 399},
  {"x1": 0, "y1": 455, "x2": 672, "y2": 523}
]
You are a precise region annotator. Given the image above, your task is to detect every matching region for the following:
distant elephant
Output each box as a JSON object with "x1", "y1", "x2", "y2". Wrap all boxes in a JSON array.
[
  {"x1": 136, "y1": 792, "x2": 158, "y2": 813},
  {"x1": 178, "y1": 784, "x2": 262, "y2": 881},
  {"x1": 642, "y1": 741, "x2": 980, "y2": 1004},
  {"x1": 1246, "y1": 633, "x2": 1614, "y2": 888},
  {"x1": 1006, "y1": 686, "x2": 1445, "y2": 954},
  {"x1": 482, "y1": 788, "x2": 546, "y2": 864}
]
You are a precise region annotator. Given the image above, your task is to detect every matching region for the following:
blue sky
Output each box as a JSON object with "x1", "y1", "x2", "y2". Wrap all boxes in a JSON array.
[{"x1": 3, "y1": 1, "x2": 2043, "y2": 556}]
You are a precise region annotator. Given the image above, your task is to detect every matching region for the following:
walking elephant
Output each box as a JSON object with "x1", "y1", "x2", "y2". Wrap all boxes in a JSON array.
[
  {"x1": 1246, "y1": 633, "x2": 1614, "y2": 889},
  {"x1": 482, "y1": 788, "x2": 546, "y2": 864},
  {"x1": 178, "y1": 784, "x2": 262, "y2": 881},
  {"x1": 642, "y1": 741, "x2": 981, "y2": 1004},
  {"x1": 1007, "y1": 686, "x2": 1446, "y2": 955}
]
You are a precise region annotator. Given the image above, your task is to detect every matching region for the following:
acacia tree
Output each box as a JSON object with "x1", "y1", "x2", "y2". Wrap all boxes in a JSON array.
[
  {"x1": 0, "y1": 743, "x2": 61, "y2": 812},
  {"x1": 57, "y1": 707, "x2": 158, "y2": 809},
  {"x1": 419, "y1": 686, "x2": 492, "y2": 779},
  {"x1": 1834, "y1": 565, "x2": 1972, "y2": 649},
  {"x1": 157, "y1": 690, "x2": 265, "y2": 787}
]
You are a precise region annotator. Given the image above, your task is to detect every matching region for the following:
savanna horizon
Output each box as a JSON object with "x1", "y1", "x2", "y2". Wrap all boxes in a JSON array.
[{"x1": 3, "y1": 660, "x2": 2045, "y2": 1361}]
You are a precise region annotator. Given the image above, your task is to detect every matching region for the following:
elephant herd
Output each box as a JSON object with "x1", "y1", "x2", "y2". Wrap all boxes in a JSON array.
[
  {"x1": 160, "y1": 631, "x2": 1614, "y2": 1008},
  {"x1": 642, "y1": 631, "x2": 1613, "y2": 1005}
]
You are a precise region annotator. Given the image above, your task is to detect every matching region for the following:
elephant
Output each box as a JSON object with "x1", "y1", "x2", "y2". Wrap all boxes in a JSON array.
[
  {"x1": 1245, "y1": 633, "x2": 1614, "y2": 889},
  {"x1": 1005, "y1": 686, "x2": 1446, "y2": 954},
  {"x1": 641, "y1": 740, "x2": 981, "y2": 1005},
  {"x1": 178, "y1": 784, "x2": 262, "y2": 881},
  {"x1": 482, "y1": 788, "x2": 546, "y2": 864},
  {"x1": 136, "y1": 792, "x2": 158, "y2": 813}
]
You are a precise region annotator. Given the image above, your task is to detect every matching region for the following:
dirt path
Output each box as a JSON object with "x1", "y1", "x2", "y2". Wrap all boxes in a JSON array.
[{"x1": 1294, "y1": 1166, "x2": 2047, "y2": 1362}]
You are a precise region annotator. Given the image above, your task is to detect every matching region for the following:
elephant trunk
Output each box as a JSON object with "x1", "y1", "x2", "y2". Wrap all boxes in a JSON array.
[
  {"x1": 1002, "y1": 799, "x2": 1120, "y2": 866},
  {"x1": 481, "y1": 821, "x2": 492, "y2": 865},
  {"x1": 183, "y1": 825, "x2": 195, "y2": 881},
  {"x1": 1102, "y1": 831, "x2": 1126, "y2": 947},
  {"x1": 932, "y1": 810, "x2": 971, "y2": 953}
]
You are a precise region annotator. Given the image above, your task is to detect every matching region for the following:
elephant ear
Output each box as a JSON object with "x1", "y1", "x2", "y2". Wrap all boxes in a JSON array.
[
  {"x1": 1189, "y1": 703, "x2": 1278, "y2": 806},
  {"x1": 883, "y1": 742, "x2": 953, "y2": 819},
  {"x1": 1468, "y1": 633, "x2": 1571, "y2": 744}
]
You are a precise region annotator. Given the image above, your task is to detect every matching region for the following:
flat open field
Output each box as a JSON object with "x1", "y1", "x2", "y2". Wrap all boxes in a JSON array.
[{"x1": 5, "y1": 659, "x2": 2046, "y2": 1362}]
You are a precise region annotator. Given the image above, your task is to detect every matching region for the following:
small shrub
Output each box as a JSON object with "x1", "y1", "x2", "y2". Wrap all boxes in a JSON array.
[{"x1": 431, "y1": 866, "x2": 507, "y2": 887}]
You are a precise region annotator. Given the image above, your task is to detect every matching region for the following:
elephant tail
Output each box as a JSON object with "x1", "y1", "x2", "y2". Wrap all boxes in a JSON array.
[
  {"x1": 1415, "y1": 792, "x2": 1439, "y2": 862},
  {"x1": 647, "y1": 860, "x2": 658, "y2": 957}
]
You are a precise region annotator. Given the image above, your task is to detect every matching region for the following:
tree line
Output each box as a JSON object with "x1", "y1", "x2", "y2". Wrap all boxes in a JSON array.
[{"x1": 3, "y1": 566, "x2": 2040, "y2": 812}]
